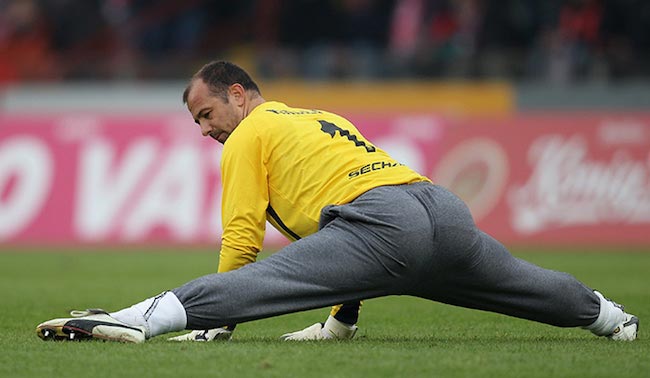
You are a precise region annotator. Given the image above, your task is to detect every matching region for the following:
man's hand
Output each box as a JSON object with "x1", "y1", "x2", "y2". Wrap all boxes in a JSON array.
[
  {"x1": 168, "y1": 327, "x2": 233, "y2": 341},
  {"x1": 280, "y1": 316, "x2": 358, "y2": 341}
]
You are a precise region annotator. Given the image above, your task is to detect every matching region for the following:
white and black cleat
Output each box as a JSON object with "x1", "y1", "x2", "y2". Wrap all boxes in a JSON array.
[
  {"x1": 36, "y1": 309, "x2": 146, "y2": 343},
  {"x1": 608, "y1": 313, "x2": 639, "y2": 341}
]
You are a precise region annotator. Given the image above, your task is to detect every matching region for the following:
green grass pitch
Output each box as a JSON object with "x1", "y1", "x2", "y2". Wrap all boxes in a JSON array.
[{"x1": 0, "y1": 248, "x2": 648, "y2": 378}]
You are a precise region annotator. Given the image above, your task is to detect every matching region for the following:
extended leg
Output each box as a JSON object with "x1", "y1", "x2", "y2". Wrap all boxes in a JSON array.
[
  {"x1": 417, "y1": 230, "x2": 601, "y2": 327},
  {"x1": 174, "y1": 221, "x2": 407, "y2": 329}
]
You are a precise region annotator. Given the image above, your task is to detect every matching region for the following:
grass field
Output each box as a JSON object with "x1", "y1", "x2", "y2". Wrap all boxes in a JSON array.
[{"x1": 0, "y1": 248, "x2": 648, "y2": 378}]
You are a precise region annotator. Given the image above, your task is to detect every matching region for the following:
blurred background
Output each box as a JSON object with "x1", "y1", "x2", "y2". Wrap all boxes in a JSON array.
[
  {"x1": 1, "y1": 0, "x2": 650, "y2": 83},
  {"x1": 1, "y1": 0, "x2": 649, "y2": 248}
]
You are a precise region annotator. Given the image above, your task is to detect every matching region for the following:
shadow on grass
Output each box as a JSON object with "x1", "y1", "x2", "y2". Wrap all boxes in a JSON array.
[{"x1": 145, "y1": 334, "x2": 602, "y2": 345}]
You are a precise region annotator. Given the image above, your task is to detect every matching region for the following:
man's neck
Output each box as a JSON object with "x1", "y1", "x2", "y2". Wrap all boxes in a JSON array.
[{"x1": 244, "y1": 95, "x2": 266, "y2": 118}]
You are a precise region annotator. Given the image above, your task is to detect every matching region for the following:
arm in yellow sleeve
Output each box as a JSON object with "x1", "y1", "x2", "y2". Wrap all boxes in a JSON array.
[
  {"x1": 217, "y1": 245, "x2": 259, "y2": 273},
  {"x1": 218, "y1": 124, "x2": 269, "y2": 273}
]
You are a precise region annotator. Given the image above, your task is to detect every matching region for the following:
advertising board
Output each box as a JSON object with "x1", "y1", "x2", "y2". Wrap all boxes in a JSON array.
[{"x1": 1, "y1": 112, "x2": 648, "y2": 246}]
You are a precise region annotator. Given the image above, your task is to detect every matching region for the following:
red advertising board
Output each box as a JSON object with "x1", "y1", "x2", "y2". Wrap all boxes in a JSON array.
[
  {"x1": 1, "y1": 111, "x2": 649, "y2": 247},
  {"x1": 0, "y1": 113, "x2": 225, "y2": 245},
  {"x1": 0, "y1": 112, "x2": 446, "y2": 246},
  {"x1": 434, "y1": 113, "x2": 650, "y2": 245}
]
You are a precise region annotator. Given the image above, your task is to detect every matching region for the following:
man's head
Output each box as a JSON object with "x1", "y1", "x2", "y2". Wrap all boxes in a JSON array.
[
  {"x1": 183, "y1": 61, "x2": 263, "y2": 144},
  {"x1": 183, "y1": 61, "x2": 261, "y2": 104}
]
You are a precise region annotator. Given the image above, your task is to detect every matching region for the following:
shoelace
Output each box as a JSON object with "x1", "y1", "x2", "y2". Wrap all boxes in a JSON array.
[{"x1": 69, "y1": 309, "x2": 109, "y2": 317}]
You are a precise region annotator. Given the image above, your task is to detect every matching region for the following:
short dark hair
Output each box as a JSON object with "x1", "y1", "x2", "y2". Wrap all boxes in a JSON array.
[{"x1": 182, "y1": 61, "x2": 261, "y2": 104}]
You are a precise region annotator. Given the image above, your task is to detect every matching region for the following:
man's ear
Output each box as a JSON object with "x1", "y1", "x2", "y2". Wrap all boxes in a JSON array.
[{"x1": 229, "y1": 84, "x2": 246, "y2": 106}]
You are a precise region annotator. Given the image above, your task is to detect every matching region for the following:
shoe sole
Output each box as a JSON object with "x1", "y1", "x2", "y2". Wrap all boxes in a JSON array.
[{"x1": 37, "y1": 324, "x2": 94, "y2": 341}]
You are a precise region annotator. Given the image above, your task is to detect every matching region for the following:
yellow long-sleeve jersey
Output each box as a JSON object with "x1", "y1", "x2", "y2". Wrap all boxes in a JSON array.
[{"x1": 218, "y1": 101, "x2": 430, "y2": 273}]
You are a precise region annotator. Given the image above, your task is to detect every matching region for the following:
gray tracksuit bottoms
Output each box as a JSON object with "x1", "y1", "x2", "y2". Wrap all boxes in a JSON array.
[{"x1": 173, "y1": 182, "x2": 600, "y2": 329}]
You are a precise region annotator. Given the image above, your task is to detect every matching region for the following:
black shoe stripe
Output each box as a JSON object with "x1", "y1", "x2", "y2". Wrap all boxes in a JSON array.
[
  {"x1": 64, "y1": 319, "x2": 143, "y2": 334},
  {"x1": 623, "y1": 316, "x2": 639, "y2": 328}
]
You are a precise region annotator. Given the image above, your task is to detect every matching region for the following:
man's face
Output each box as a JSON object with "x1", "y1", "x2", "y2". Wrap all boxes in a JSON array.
[{"x1": 187, "y1": 79, "x2": 242, "y2": 144}]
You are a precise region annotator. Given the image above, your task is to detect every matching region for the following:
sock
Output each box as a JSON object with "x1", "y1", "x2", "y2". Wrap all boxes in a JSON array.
[
  {"x1": 321, "y1": 315, "x2": 357, "y2": 339},
  {"x1": 584, "y1": 291, "x2": 626, "y2": 336},
  {"x1": 111, "y1": 291, "x2": 187, "y2": 339}
]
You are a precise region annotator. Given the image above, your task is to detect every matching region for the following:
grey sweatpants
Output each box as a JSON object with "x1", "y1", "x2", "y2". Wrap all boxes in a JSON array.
[{"x1": 173, "y1": 182, "x2": 600, "y2": 329}]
